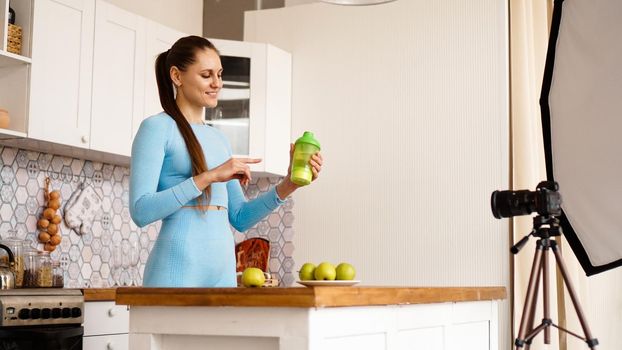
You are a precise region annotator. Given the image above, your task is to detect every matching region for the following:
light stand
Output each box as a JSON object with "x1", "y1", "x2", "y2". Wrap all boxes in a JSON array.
[{"x1": 512, "y1": 215, "x2": 598, "y2": 349}]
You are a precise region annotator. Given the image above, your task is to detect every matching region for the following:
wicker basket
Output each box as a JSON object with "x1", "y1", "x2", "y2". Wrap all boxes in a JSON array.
[{"x1": 7, "y1": 23, "x2": 22, "y2": 55}]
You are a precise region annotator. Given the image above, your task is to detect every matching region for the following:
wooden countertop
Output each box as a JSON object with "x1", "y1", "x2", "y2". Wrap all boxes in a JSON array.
[
  {"x1": 115, "y1": 286, "x2": 506, "y2": 308},
  {"x1": 82, "y1": 288, "x2": 117, "y2": 301}
]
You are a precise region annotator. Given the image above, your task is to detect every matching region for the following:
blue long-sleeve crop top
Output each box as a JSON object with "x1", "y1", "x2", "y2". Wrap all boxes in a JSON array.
[{"x1": 129, "y1": 112, "x2": 285, "y2": 231}]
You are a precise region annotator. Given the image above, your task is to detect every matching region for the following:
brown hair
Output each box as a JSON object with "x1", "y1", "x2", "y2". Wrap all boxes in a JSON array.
[{"x1": 155, "y1": 35, "x2": 220, "y2": 210}]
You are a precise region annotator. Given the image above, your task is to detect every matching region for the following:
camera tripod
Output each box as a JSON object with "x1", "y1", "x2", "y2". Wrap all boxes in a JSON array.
[{"x1": 512, "y1": 215, "x2": 598, "y2": 349}]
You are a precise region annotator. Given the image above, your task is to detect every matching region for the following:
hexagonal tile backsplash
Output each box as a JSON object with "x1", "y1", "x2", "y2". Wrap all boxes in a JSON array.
[{"x1": 0, "y1": 146, "x2": 296, "y2": 287}]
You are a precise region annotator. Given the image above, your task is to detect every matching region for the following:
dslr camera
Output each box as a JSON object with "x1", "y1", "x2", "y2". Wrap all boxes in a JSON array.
[{"x1": 491, "y1": 181, "x2": 562, "y2": 219}]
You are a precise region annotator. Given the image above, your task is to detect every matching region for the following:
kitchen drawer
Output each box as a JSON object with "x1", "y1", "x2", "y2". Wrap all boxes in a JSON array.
[
  {"x1": 84, "y1": 301, "x2": 129, "y2": 336},
  {"x1": 84, "y1": 333, "x2": 129, "y2": 350}
]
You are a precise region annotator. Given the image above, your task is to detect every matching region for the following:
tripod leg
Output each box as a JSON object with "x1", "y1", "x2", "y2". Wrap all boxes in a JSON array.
[
  {"x1": 551, "y1": 243, "x2": 599, "y2": 349},
  {"x1": 515, "y1": 242, "x2": 545, "y2": 349},
  {"x1": 543, "y1": 243, "x2": 551, "y2": 344},
  {"x1": 524, "y1": 256, "x2": 543, "y2": 350}
]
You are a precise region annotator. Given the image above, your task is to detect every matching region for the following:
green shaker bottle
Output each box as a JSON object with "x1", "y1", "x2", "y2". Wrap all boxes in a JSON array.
[{"x1": 290, "y1": 131, "x2": 321, "y2": 186}]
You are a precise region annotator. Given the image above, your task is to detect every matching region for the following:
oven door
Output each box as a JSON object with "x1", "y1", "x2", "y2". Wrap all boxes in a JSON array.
[{"x1": 0, "y1": 325, "x2": 83, "y2": 350}]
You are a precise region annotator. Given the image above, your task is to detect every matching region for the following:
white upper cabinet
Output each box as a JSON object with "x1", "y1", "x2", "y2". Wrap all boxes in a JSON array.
[
  {"x1": 90, "y1": 0, "x2": 145, "y2": 156},
  {"x1": 7, "y1": 1, "x2": 291, "y2": 174},
  {"x1": 143, "y1": 20, "x2": 186, "y2": 118},
  {"x1": 207, "y1": 39, "x2": 292, "y2": 176},
  {"x1": 28, "y1": 0, "x2": 95, "y2": 148}
]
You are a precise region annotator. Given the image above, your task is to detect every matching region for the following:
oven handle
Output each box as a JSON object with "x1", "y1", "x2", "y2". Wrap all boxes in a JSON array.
[{"x1": 0, "y1": 325, "x2": 83, "y2": 339}]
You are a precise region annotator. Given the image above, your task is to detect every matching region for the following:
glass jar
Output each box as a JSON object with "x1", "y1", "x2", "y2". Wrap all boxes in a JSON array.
[
  {"x1": 23, "y1": 249, "x2": 38, "y2": 288},
  {"x1": 52, "y1": 260, "x2": 64, "y2": 288},
  {"x1": 0, "y1": 234, "x2": 25, "y2": 288},
  {"x1": 37, "y1": 251, "x2": 53, "y2": 287}
]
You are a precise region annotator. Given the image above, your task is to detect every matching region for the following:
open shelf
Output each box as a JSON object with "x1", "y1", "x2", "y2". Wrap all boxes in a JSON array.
[
  {"x1": 0, "y1": 0, "x2": 32, "y2": 138},
  {"x1": 0, "y1": 59, "x2": 29, "y2": 136},
  {"x1": 0, "y1": 127, "x2": 26, "y2": 139},
  {"x1": 1, "y1": 0, "x2": 33, "y2": 58},
  {"x1": 0, "y1": 49, "x2": 31, "y2": 66}
]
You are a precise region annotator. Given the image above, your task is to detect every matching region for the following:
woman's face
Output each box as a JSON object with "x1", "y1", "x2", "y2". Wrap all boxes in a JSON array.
[{"x1": 174, "y1": 48, "x2": 223, "y2": 108}]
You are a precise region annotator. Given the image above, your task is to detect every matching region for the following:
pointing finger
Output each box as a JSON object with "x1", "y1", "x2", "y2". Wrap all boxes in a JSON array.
[{"x1": 239, "y1": 158, "x2": 262, "y2": 164}]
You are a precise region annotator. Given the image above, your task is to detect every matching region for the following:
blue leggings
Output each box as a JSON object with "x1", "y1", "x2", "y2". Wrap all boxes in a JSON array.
[{"x1": 142, "y1": 208, "x2": 236, "y2": 287}]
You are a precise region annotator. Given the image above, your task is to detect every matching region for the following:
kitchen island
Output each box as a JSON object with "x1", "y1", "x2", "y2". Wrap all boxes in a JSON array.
[{"x1": 116, "y1": 286, "x2": 506, "y2": 350}]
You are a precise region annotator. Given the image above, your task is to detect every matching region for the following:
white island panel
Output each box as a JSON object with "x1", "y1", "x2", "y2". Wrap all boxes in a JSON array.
[{"x1": 128, "y1": 300, "x2": 498, "y2": 350}]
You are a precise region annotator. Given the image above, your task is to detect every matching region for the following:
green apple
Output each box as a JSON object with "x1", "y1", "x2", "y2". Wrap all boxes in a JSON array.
[
  {"x1": 298, "y1": 263, "x2": 316, "y2": 281},
  {"x1": 336, "y1": 263, "x2": 356, "y2": 280},
  {"x1": 241, "y1": 267, "x2": 266, "y2": 287},
  {"x1": 314, "y1": 262, "x2": 336, "y2": 280}
]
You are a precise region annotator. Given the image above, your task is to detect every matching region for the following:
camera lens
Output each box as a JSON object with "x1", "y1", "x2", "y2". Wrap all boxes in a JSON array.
[{"x1": 491, "y1": 190, "x2": 536, "y2": 219}]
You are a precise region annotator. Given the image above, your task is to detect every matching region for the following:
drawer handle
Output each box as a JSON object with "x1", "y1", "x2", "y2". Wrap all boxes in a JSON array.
[
  {"x1": 108, "y1": 308, "x2": 116, "y2": 317},
  {"x1": 81, "y1": 135, "x2": 89, "y2": 143},
  {"x1": 106, "y1": 341, "x2": 115, "y2": 350}
]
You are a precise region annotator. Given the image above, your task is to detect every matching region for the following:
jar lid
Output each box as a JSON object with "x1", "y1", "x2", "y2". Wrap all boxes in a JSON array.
[
  {"x1": 1, "y1": 229, "x2": 19, "y2": 240},
  {"x1": 294, "y1": 131, "x2": 321, "y2": 150}
]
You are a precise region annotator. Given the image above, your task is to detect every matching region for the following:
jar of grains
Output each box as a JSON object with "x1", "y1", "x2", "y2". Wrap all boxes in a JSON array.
[
  {"x1": 23, "y1": 249, "x2": 39, "y2": 287},
  {"x1": 52, "y1": 260, "x2": 64, "y2": 287},
  {"x1": 36, "y1": 251, "x2": 53, "y2": 287}
]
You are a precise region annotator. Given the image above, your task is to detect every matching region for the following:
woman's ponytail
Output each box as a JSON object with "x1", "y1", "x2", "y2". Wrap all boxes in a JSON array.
[{"x1": 154, "y1": 37, "x2": 219, "y2": 211}]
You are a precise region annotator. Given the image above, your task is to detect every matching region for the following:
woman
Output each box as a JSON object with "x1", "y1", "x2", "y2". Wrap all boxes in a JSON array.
[{"x1": 129, "y1": 36, "x2": 322, "y2": 287}]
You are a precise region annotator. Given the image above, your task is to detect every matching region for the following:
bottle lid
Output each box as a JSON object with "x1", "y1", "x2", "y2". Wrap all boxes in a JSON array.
[{"x1": 294, "y1": 131, "x2": 321, "y2": 150}]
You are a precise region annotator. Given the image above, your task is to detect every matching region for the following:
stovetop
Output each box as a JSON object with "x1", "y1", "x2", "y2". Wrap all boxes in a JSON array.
[{"x1": 0, "y1": 289, "x2": 84, "y2": 327}]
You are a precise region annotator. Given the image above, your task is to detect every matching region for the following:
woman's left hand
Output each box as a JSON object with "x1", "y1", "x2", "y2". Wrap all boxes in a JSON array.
[
  {"x1": 276, "y1": 144, "x2": 323, "y2": 200},
  {"x1": 287, "y1": 143, "x2": 323, "y2": 183}
]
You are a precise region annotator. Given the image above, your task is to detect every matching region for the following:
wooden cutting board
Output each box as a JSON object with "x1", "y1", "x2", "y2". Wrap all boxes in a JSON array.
[{"x1": 235, "y1": 237, "x2": 270, "y2": 272}]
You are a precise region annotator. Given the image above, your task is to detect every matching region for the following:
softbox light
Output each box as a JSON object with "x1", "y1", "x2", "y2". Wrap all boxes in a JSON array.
[{"x1": 541, "y1": 0, "x2": 622, "y2": 275}]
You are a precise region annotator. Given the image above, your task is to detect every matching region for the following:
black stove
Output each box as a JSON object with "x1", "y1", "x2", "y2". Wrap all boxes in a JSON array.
[
  {"x1": 0, "y1": 289, "x2": 83, "y2": 327},
  {"x1": 0, "y1": 289, "x2": 84, "y2": 350}
]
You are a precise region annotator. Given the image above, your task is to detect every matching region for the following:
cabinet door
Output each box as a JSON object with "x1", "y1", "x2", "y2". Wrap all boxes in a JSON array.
[
  {"x1": 262, "y1": 44, "x2": 291, "y2": 176},
  {"x1": 84, "y1": 334, "x2": 129, "y2": 350},
  {"x1": 206, "y1": 39, "x2": 260, "y2": 159},
  {"x1": 84, "y1": 301, "x2": 129, "y2": 336},
  {"x1": 90, "y1": 0, "x2": 145, "y2": 156},
  {"x1": 144, "y1": 21, "x2": 186, "y2": 119},
  {"x1": 28, "y1": 0, "x2": 95, "y2": 148},
  {"x1": 205, "y1": 39, "x2": 291, "y2": 176}
]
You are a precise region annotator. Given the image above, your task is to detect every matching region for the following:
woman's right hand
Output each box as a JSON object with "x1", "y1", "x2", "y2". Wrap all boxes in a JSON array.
[{"x1": 196, "y1": 158, "x2": 262, "y2": 189}]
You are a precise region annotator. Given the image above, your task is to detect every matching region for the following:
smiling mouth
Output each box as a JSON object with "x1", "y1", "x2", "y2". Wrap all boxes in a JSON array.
[{"x1": 206, "y1": 91, "x2": 218, "y2": 97}]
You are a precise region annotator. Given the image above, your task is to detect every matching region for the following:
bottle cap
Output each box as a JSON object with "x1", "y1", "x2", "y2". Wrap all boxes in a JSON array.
[{"x1": 294, "y1": 131, "x2": 321, "y2": 150}]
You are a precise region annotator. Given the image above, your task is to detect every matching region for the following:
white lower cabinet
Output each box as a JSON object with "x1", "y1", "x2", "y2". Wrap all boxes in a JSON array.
[
  {"x1": 84, "y1": 301, "x2": 129, "y2": 350},
  {"x1": 126, "y1": 300, "x2": 499, "y2": 350},
  {"x1": 84, "y1": 334, "x2": 129, "y2": 350}
]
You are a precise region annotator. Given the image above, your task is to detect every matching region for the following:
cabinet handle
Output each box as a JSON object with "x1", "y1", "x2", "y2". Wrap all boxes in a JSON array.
[
  {"x1": 81, "y1": 135, "x2": 89, "y2": 143},
  {"x1": 106, "y1": 341, "x2": 115, "y2": 350},
  {"x1": 108, "y1": 307, "x2": 116, "y2": 317}
]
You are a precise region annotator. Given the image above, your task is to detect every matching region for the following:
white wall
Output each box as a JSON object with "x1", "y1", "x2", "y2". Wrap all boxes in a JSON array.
[
  {"x1": 245, "y1": 0, "x2": 510, "y2": 345},
  {"x1": 105, "y1": 0, "x2": 202, "y2": 35}
]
